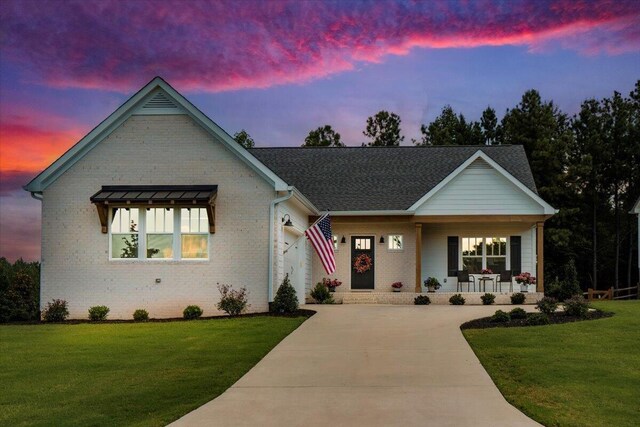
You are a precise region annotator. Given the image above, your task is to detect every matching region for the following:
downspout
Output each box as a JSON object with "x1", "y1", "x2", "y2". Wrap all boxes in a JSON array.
[
  {"x1": 30, "y1": 191, "x2": 43, "y2": 201},
  {"x1": 268, "y1": 188, "x2": 293, "y2": 302}
]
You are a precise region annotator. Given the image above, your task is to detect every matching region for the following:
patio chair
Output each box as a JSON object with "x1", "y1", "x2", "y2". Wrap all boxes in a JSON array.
[
  {"x1": 495, "y1": 270, "x2": 512, "y2": 292},
  {"x1": 457, "y1": 270, "x2": 475, "y2": 292}
]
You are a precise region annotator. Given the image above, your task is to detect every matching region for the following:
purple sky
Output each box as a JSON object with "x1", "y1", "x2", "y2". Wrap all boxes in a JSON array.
[{"x1": 1, "y1": 0, "x2": 639, "y2": 261}]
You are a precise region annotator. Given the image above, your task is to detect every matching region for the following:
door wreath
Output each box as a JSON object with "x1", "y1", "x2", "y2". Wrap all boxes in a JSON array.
[{"x1": 353, "y1": 253, "x2": 373, "y2": 274}]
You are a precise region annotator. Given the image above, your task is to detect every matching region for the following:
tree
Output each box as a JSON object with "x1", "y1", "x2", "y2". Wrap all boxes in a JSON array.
[
  {"x1": 233, "y1": 130, "x2": 255, "y2": 149},
  {"x1": 363, "y1": 111, "x2": 404, "y2": 146},
  {"x1": 301, "y1": 125, "x2": 344, "y2": 147},
  {"x1": 480, "y1": 106, "x2": 499, "y2": 145},
  {"x1": 416, "y1": 105, "x2": 483, "y2": 146}
]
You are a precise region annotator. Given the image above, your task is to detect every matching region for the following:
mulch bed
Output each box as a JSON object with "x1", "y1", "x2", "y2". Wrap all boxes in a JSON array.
[
  {"x1": 2, "y1": 309, "x2": 316, "y2": 326},
  {"x1": 460, "y1": 309, "x2": 613, "y2": 330}
]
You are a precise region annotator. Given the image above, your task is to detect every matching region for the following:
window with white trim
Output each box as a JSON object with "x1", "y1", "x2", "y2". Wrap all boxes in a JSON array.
[
  {"x1": 461, "y1": 237, "x2": 506, "y2": 273},
  {"x1": 332, "y1": 235, "x2": 339, "y2": 251},
  {"x1": 109, "y1": 207, "x2": 208, "y2": 260},
  {"x1": 388, "y1": 235, "x2": 403, "y2": 251},
  {"x1": 181, "y1": 208, "x2": 209, "y2": 259}
]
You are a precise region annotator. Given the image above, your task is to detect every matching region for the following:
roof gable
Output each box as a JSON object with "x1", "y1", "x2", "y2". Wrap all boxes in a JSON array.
[
  {"x1": 25, "y1": 77, "x2": 288, "y2": 192},
  {"x1": 410, "y1": 152, "x2": 555, "y2": 215}
]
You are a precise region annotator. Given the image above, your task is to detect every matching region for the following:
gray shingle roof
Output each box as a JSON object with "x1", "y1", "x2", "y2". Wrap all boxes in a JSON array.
[{"x1": 249, "y1": 145, "x2": 537, "y2": 211}]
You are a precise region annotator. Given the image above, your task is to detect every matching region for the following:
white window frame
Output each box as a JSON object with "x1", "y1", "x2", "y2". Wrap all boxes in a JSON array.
[
  {"x1": 180, "y1": 207, "x2": 210, "y2": 260},
  {"x1": 387, "y1": 234, "x2": 404, "y2": 252},
  {"x1": 459, "y1": 236, "x2": 509, "y2": 273},
  {"x1": 109, "y1": 207, "x2": 210, "y2": 262}
]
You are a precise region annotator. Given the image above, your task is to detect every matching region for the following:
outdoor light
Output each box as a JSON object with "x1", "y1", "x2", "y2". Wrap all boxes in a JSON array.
[
  {"x1": 340, "y1": 235, "x2": 346, "y2": 244},
  {"x1": 379, "y1": 236, "x2": 385, "y2": 244},
  {"x1": 282, "y1": 214, "x2": 293, "y2": 227}
]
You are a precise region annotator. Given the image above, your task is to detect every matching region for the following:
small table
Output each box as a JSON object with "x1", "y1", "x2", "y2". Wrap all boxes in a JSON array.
[{"x1": 478, "y1": 276, "x2": 494, "y2": 292}]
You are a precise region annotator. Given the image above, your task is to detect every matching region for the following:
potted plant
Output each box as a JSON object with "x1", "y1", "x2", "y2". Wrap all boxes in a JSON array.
[
  {"x1": 514, "y1": 272, "x2": 536, "y2": 292},
  {"x1": 391, "y1": 282, "x2": 403, "y2": 292},
  {"x1": 423, "y1": 277, "x2": 441, "y2": 293},
  {"x1": 481, "y1": 268, "x2": 493, "y2": 276},
  {"x1": 322, "y1": 278, "x2": 342, "y2": 292}
]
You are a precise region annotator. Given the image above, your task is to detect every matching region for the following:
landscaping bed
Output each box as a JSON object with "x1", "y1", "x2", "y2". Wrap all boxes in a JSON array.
[{"x1": 461, "y1": 309, "x2": 612, "y2": 330}]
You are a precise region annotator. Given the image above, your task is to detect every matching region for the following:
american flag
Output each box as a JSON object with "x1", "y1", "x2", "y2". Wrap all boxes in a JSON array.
[{"x1": 304, "y1": 214, "x2": 336, "y2": 275}]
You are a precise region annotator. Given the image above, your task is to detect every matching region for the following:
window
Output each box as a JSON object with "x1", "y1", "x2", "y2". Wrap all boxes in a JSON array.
[
  {"x1": 388, "y1": 235, "x2": 403, "y2": 251},
  {"x1": 181, "y1": 208, "x2": 208, "y2": 259},
  {"x1": 332, "y1": 236, "x2": 339, "y2": 251},
  {"x1": 354, "y1": 238, "x2": 371, "y2": 250},
  {"x1": 110, "y1": 207, "x2": 208, "y2": 260},
  {"x1": 461, "y1": 237, "x2": 506, "y2": 273},
  {"x1": 111, "y1": 208, "x2": 139, "y2": 258},
  {"x1": 146, "y1": 208, "x2": 174, "y2": 258}
]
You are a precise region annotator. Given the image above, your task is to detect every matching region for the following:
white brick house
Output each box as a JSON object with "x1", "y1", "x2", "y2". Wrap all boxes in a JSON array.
[{"x1": 25, "y1": 77, "x2": 556, "y2": 318}]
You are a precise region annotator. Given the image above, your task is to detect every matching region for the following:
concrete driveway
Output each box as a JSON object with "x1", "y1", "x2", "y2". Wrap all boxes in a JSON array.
[{"x1": 170, "y1": 304, "x2": 540, "y2": 427}]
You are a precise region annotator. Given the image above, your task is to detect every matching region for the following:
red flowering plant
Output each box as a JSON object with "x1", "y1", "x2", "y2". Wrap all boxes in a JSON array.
[
  {"x1": 391, "y1": 282, "x2": 403, "y2": 289},
  {"x1": 481, "y1": 268, "x2": 493, "y2": 275},
  {"x1": 514, "y1": 272, "x2": 536, "y2": 285},
  {"x1": 322, "y1": 278, "x2": 342, "y2": 289}
]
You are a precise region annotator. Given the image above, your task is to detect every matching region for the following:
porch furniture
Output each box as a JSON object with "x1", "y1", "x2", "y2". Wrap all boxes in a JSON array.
[
  {"x1": 495, "y1": 270, "x2": 512, "y2": 292},
  {"x1": 478, "y1": 276, "x2": 494, "y2": 292},
  {"x1": 457, "y1": 270, "x2": 475, "y2": 292}
]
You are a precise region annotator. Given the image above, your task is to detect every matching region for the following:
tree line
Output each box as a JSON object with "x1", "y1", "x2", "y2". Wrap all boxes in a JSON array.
[{"x1": 234, "y1": 81, "x2": 640, "y2": 290}]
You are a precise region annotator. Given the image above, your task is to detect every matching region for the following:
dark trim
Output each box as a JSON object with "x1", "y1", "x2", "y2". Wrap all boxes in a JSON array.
[
  {"x1": 447, "y1": 236, "x2": 458, "y2": 277},
  {"x1": 510, "y1": 236, "x2": 521, "y2": 275}
]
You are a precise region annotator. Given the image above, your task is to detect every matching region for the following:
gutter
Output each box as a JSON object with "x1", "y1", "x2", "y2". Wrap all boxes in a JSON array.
[
  {"x1": 268, "y1": 188, "x2": 294, "y2": 302},
  {"x1": 30, "y1": 191, "x2": 43, "y2": 201}
]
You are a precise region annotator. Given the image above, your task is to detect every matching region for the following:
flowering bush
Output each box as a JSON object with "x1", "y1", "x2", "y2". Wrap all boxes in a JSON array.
[
  {"x1": 353, "y1": 253, "x2": 373, "y2": 273},
  {"x1": 322, "y1": 278, "x2": 342, "y2": 288},
  {"x1": 515, "y1": 272, "x2": 536, "y2": 285},
  {"x1": 481, "y1": 268, "x2": 493, "y2": 274},
  {"x1": 216, "y1": 283, "x2": 250, "y2": 316},
  {"x1": 391, "y1": 282, "x2": 403, "y2": 289}
]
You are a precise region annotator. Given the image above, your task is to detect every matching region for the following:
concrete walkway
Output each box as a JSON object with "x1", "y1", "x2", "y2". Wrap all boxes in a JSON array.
[{"x1": 170, "y1": 305, "x2": 540, "y2": 427}]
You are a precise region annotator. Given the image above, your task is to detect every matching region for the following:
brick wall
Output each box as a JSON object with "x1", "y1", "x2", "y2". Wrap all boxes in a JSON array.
[{"x1": 41, "y1": 115, "x2": 275, "y2": 319}]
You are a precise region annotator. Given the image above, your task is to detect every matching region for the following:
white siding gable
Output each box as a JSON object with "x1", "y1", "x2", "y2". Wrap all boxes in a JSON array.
[{"x1": 414, "y1": 158, "x2": 543, "y2": 215}]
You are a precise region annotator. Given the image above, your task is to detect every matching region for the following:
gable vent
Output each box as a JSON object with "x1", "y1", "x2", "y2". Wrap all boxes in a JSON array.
[{"x1": 134, "y1": 91, "x2": 185, "y2": 115}]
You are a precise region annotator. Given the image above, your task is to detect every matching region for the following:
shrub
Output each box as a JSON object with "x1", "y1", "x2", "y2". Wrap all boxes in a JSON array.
[
  {"x1": 490, "y1": 310, "x2": 510, "y2": 323},
  {"x1": 510, "y1": 292, "x2": 526, "y2": 304},
  {"x1": 480, "y1": 293, "x2": 496, "y2": 305},
  {"x1": 88, "y1": 305, "x2": 110, "y2": 321},
  {"x1": 216, "y1": 283, "x2": 249, "y2": 316},
  {"x1": 272, "y1": 274, "x2": 298, "y2": 313},
  {"x1": 42, "y1": 299, "x2": 69, "y2": 322},
  {"x1": 310, "y1": 282, "x2": 334, "y2": 304},
  {"x1": 509, "y1": 307, "x2": 528, "y2": 319},
  {"x1": 449, "y1": 294, "x2": 465, "y2": 305},
  {"x1": 0, "y1": 260, "x2": 40, "y2": 322},
  {"x1": 536, "y1": 296, "x2": 558, "y2": 315},
  {"x1": 545, "y1": 259, "x2": 582, "y2": 302},
  {"x1": 527, "y1": 313, "x2": 550, "y2": 326},
  {"x1": 183, "y1": 305, "x2": 203, "y2": 320},
  {"x1": 563, "y1": 295, "x2": 590, "y2": 318},
  {"x1": 414, "y1": 295, "x2": 431, "y2": 305},
  {"x1": 133, "y1": 309, "x2": 149, "y2": 321}
]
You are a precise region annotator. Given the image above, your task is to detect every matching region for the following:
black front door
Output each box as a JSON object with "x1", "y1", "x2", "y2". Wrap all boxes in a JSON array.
[{"x1": 351, "y1": 236, "x2": 375, "y2": 290}]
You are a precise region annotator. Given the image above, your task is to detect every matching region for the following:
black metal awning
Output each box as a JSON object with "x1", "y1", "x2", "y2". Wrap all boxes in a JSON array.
[{"x1": 90, "y1": 185, "x2": 217, "y2": 234}]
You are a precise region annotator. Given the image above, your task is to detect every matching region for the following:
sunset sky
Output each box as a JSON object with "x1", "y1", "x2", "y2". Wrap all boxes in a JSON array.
[{"x1": 1, "y1": 0, "x2": 639, "y2": 261}]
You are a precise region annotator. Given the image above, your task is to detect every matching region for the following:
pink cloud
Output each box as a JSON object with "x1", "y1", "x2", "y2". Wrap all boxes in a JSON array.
[{"x1": 0, "y1": 0, "x2": 638, "y2": 93}]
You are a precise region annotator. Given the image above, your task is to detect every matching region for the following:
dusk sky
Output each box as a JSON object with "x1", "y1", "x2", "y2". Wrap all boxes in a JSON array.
[{"x1": 1, "y1": 0, "x2": 639, "y2": 261}]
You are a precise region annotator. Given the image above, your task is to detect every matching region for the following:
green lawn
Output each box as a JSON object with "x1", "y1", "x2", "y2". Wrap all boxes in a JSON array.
[
  {"x1": 0, "y1": 315, "x2": 308, "y2": 426},
  {"x1": 463, "y1": 301, "x2": 640, "y2": 427}
]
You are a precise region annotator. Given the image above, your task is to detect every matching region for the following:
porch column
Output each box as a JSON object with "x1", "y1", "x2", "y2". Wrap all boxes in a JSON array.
[
  {"x1": 415, "y1": 223, "x2": 422, "y2": 293},
  {"x1": 536, "y1": 222, "x2": 544, "y2": 292}
]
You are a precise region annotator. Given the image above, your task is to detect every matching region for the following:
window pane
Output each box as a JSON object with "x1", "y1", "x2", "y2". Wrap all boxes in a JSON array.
[
  {"x1": 112, "y1": 234, "x2": 138, "y2": 258},
  {"x1": 147, "y1": 234, "x2": 173, "y2": 258},
  {"x1": 462, "y1": 257, "x2": 482, "y2": 273},
  {"x1": 389, "y1": 235, "x2": 403, "y2": 250},
  {"x1": 182, "y1": 234, "x2": 208, "y2": 258},
  {"x1": 147, "y1": 208, "x2": 173, "y2": 233},
  {"x1": 487, "y1": 257, "x2": 506, "y2": 273},
  {"x1": 199, "y1": 209, "x2": 208, "y2": 232},
  {"x1": 181, "y1": 208, "x2": 190, "y2": 233}
]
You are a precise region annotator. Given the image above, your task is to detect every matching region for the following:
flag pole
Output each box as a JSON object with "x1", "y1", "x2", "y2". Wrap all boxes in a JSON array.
[{"x1": 282, "y1": 212, "x2": 330, "y2": 255}]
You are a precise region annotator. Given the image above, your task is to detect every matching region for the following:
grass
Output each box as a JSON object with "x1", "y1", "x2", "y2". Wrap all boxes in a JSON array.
[
  {"x1": 463, "y1": 301, "x2": 640, "y2": 427},
  {"x1": 0, "y1": 315, "x2": 308, "y2": 426}
]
